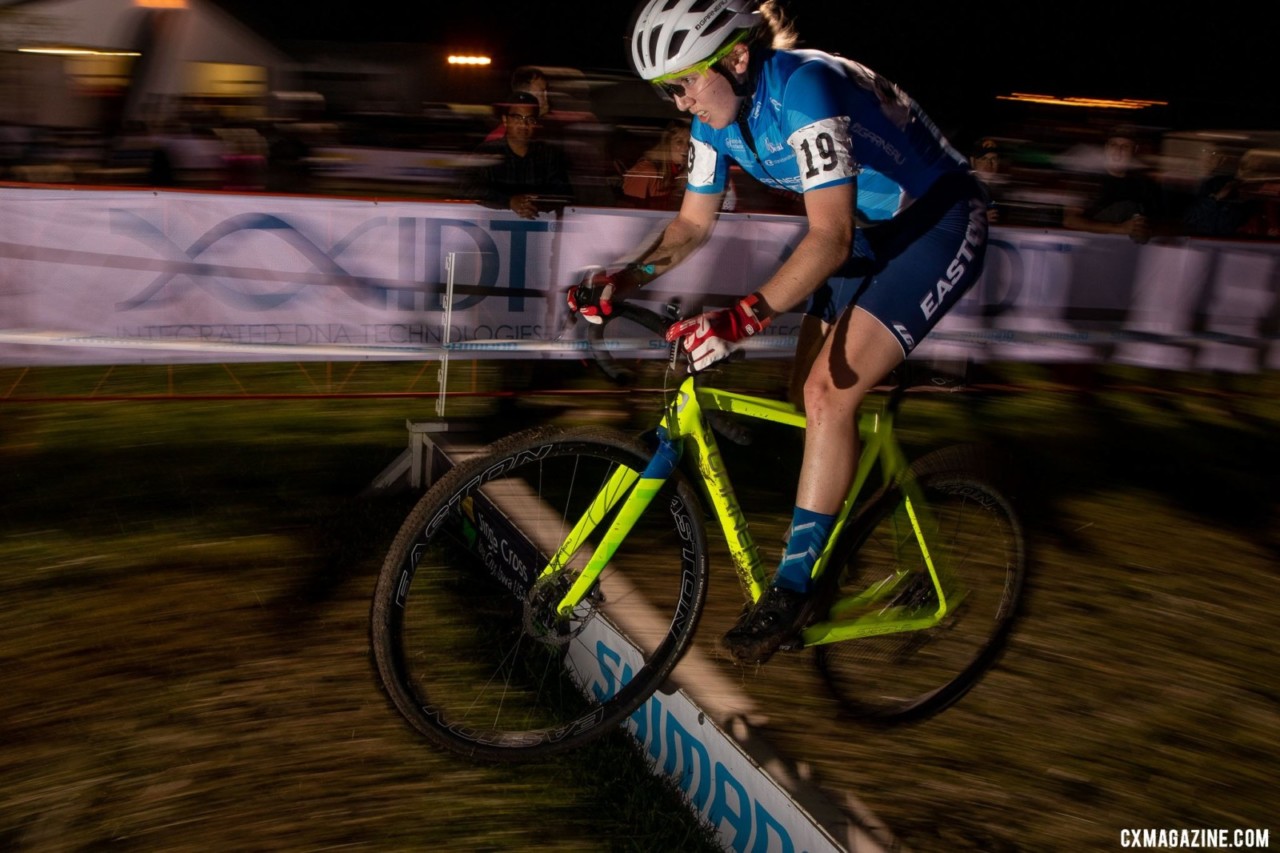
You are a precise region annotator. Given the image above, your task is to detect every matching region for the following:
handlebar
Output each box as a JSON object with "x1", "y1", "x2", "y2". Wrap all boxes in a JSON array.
[
  {"x1": 581, "y1": 299, "x2": 755, "y2": 445},
  {"x1": 578, "y1": 294, "x2": 971, "y2": 405},
  {"x1": 582, "y1": 299, "x2": 687, "y2": 385}
]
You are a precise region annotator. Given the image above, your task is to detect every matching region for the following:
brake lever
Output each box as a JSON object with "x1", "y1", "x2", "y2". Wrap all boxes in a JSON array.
[
  {"x1": 556, "y1": 267, "x2": 607, "y2": 343},
  {"x1": 660, "y1": 300, "x2": 689, "y2": 373},
  {"x1": 557, "y1": 311, "x2": 586, "y2": 345}
]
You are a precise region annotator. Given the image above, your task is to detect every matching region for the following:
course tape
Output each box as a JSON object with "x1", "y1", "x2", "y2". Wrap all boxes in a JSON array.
[{"x1": 3, "y1": 327, "x2": 1274, "y2": 358}]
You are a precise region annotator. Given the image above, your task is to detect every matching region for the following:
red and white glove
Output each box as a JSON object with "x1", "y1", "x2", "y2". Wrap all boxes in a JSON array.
[
  {"x1": 664, "y1": 293, "x2": 771, "y2": 372},
  {"x1": 566, "y1": 269, "x2": 618, "y2": 325}
]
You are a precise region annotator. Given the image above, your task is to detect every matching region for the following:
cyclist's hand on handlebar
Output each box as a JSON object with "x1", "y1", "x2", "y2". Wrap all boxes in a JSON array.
[
  {"x1": 664, "y1": 292, "x2": 772, "y2": 372},
  {"x1": 566, "y1": 269, "x2": 619, "y2": 325}
]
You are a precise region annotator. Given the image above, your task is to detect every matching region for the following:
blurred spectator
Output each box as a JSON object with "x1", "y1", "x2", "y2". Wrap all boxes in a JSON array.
[
  {"x1": 1182, "y1": 144, "x2": 1250, "y2": 237},
  {"x1": 149, "y1": 121, "x2": 226, "y2": 188},
  {"x1": 262, "y1": 121, "x2": 314, "y2": 194},
  {"x1": 970, "y1": 137, "x2": 1010, "y2": 223},
  {"x1": 619, "y1": 120, "x2": 690, "y2": 209},
  {"x1": 512, "y1": 67, "x2": 551, "y2": 120},
  {"x1": 460, "y1": 91, "x2": 572, "y2": 219},
  {"x1": 219, "y1": 126, "x2": 267, "y2": 191},
  {"x1": 1062, "y1": 126, "x2": 1168, "y2": 243},
  {"x1": 485, "y1": 67, "x2": 551, "y2": 143},
  {"x1": 0, "y1": 121, "x2": 33, "y2": 178},
  {"x1": 1235, "y1": 149, "x2": 1280, "y2": 239},
  {"x1": 491, "y1": 66, "x2": 614, "y2": 207}
]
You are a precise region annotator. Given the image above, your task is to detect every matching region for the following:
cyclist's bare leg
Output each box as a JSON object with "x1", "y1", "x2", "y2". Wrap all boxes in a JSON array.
[
  {"x1": 723, "y1": 307, "x2": 904, "y2": 663},
  {"x1": 795, "y1": 305, "x2": 904, "y2": 515},
  {"x1": 787, "y1": 315, "x2": 829, "y2": 410}
]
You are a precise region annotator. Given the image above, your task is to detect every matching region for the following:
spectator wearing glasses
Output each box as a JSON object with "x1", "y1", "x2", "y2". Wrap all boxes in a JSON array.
[
  {"x1": 462, "y1": 92, "x2": 573, "y2": 219},
  {"x1": 484, "y1": 67, "x2": 552, "y2": 143}
]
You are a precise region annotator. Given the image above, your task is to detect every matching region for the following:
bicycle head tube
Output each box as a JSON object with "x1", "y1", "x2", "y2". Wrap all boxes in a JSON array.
[{"x1": 658, "y1": 374, "x2": 703, "y2": 440}]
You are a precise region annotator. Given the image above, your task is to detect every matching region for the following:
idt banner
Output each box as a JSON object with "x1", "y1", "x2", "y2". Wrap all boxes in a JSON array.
[
  {"x1": 0, "y1": 188, "x2": 565, "y2": 365},
  {"x1": 2, "y1": 187, "x2": 1278, "y2": 371}
]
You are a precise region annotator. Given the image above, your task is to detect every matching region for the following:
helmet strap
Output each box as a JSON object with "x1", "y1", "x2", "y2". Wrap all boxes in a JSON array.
[{"x1": 726, "y1": 68, "x2": 753, "y2": 97}]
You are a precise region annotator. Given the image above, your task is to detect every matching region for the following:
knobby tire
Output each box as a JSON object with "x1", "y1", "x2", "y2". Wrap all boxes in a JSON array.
[
  {"x1": 814, "y1": 444, "x2": 1027, "y2": 722},
  {"x1": 371, "y1": 425, "x2": 709, "y2": 761}
]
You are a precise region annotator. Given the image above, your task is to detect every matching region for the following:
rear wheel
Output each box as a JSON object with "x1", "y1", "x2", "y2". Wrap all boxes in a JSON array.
[
  {"x1": 814, "y1": 445, "x2": 1026, "y2": 722},
  {"x1": 370, "y1": 425, "x2": 708, "y2": 761}
]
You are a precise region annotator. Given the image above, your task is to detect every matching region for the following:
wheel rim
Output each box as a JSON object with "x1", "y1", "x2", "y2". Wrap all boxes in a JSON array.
[
  {"x1": 817, "y1": 474, "x2": 1024, "y2": 720},
  {"x1": 378, "y1": 434, "x2": 706, "y2": 756}
]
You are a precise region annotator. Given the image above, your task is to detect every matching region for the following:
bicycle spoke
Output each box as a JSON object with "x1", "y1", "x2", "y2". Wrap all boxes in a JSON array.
[
  {"x1": 816, "y1": 446, "x2": 1026, "y2": 722},
  {"x1": 371, "y1": 426, "x2": 708, "y2": 761}
]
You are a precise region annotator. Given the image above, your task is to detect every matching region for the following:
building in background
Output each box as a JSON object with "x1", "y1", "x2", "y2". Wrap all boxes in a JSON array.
[{"x1": 0, "y1": 0, "x2": 292, "y2": 130}]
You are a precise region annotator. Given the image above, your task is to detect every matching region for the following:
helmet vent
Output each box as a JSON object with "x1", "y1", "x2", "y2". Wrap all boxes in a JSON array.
[
  {"x1": 702, "y1": 9, "x2": 735, "y2": 39},
  {"x1": 629, "y1": 0, "x2": 759, "y2": 80},
  {"x1": 666, "y1": 30, "x2": 688, "y2": 61},
  {"x1": 647, "y1": 28, "x2": 663, "y2": 68}
]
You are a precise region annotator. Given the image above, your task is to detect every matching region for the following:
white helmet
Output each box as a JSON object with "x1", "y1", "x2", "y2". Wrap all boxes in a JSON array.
[{"x1": 629, "y1": 0, "x2": 761, "y2": 81}]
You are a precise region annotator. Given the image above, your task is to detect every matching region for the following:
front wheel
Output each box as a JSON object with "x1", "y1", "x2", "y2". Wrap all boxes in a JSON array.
[
  {"x1": 370, "y1": 425, "x2": 709, "y2": 761},
  {"x1": 814, "y1": 445, "x2": 1027, "y2": 722}
]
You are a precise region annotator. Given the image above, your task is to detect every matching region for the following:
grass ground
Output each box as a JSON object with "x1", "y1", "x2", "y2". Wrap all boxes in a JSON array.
[{"x1": 1, "y1": 358, "x2": 1276, "y2": 851}]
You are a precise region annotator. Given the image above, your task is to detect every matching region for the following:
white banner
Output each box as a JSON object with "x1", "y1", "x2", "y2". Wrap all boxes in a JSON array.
[
  {"x1": 0, "y1": 188, "x2": 566, "y2": 364},
  {"x1": 2, "y1": 186, "x2": 1278, "y2": 371}
]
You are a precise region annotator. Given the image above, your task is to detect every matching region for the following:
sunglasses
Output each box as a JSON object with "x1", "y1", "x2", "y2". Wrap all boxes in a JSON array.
[
  {"x1": 655, "y1": 71, "x2": 718, "y2": 102},
  {"x1": 652, "y1": 31, "x2": 748, "y2": 101}
]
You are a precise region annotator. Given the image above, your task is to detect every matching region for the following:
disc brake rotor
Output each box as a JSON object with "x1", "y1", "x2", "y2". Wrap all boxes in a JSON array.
[{"x1": 523, "y1": 573, "x2": 595, "y2": 647}]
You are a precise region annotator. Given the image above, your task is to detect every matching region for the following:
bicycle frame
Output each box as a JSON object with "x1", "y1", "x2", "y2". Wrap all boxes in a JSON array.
[{"x1": 540, "y1": 374, "x2": 957, "y2": 649}]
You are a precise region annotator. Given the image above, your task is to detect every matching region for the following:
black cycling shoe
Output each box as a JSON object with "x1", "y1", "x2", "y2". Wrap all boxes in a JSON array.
[{"x1": 722, "y1": 586, "x2": 814, "y2": 665}]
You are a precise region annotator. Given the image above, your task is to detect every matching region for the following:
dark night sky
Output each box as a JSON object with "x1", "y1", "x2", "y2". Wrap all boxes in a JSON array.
[{"x1": 215, "y1": 0, "x2": 1275, "y2": 134}]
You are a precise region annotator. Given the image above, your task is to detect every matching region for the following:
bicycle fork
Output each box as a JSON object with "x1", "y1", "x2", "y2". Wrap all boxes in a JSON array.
[{"x1": 540, "y1": 430, "x2": 682, "y2": 619}]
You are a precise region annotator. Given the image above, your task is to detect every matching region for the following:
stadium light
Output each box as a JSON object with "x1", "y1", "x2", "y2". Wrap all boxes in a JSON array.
[
  {"x1": 997, "y1": 92, "x2": 1168, "y2": 111},
  {"x1": 19, "y1": 47, "x2": 141, "y2": 57},
  {"x1": 447, "y1": 55, "x2": 492, "y2": 67}
]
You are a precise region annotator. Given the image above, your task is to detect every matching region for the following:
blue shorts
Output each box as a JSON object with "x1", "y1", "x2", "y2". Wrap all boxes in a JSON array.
[{"x1": 806, "y1": 172, "x2": 989, "y2": 356}]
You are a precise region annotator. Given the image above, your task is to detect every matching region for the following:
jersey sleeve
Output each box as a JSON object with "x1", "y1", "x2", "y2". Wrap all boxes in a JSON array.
[
  {"x1": 686, "y1": 128, "x2": 727, "y2": 195},
  {"x1": 780, "y1": 61, "x2": 860, "y2": 193}
]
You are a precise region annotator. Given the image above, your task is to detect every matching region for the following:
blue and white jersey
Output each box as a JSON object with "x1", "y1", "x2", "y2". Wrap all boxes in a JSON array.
[
  {"x1": 687, "y1": 49, "x2": 968, "y2": 221},
  {"x1": 851, "y1": 167, "x2": 903, "y2": 222}
]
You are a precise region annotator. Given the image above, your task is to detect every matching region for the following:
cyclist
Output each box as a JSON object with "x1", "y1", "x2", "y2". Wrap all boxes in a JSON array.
[{"x1": 567, "y1": 0, "x2": 989, "y2": 664}]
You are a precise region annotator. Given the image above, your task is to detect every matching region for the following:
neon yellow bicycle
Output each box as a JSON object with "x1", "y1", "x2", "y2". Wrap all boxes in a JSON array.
[{"x1": 370, "y1": 302, "x2": 1027, "y2": 762}]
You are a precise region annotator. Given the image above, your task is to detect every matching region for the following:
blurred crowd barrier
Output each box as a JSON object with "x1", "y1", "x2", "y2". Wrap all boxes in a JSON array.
[
  {"x1": 967, "y1": 124, "x2": 1280, "y2": 242},
  {"x1": 2, "y1": 78, "x2": 1276, "y2": 239},
  {"x1": 2, "y1": 184, "x2": 1278, "y2": 375}
]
